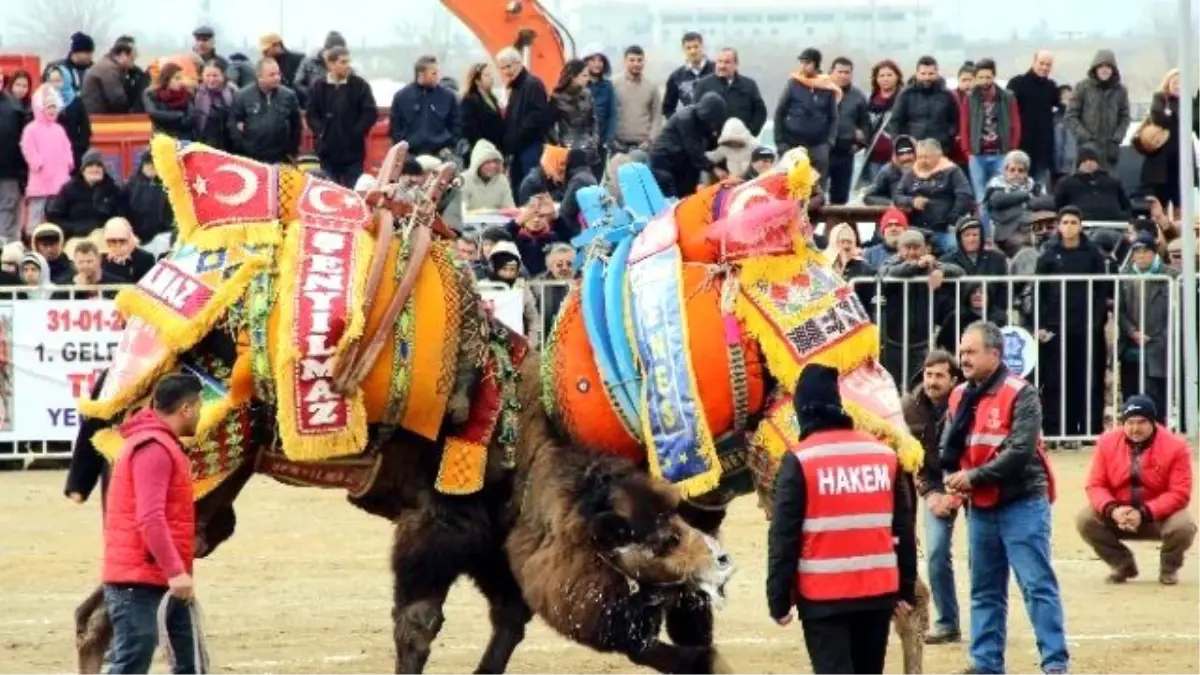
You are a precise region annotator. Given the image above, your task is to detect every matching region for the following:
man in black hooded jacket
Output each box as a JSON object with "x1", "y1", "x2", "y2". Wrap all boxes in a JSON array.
[
  {"x1": 650, "y1": 91, "x2": 728, "y2": 197},
  {"x1": 767, "y1": 363, "x2": 917, "y2": 674},
  {"x1": 939, "y1": 216, "x2": 1009, "y2": 323}
]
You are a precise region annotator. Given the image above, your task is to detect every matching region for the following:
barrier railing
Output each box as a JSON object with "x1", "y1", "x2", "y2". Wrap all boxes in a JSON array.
[{"x1": 0, "y1": 274, "x2": 1185, "y2": 465}]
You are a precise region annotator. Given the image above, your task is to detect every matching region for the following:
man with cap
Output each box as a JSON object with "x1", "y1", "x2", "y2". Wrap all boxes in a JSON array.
[
  {"x1": 863, "y1": 205, "x2": 909, "y2": 269},
  {"x1": 1117, "y1": 231, "x2": 1178, "y2": 416},
  {"x1": 863, "y1": 134, "x2": 916, "y2": 207},
  {"x1": 47, "y1": 32, "x2": 95, "y2": 94},
  {"x1": 1078, "y1": 395, "x2": 1196, "y2": 585},
  {"x1": 30, "y1": 222, "x2": 76, "y2": 285},
  {"x1": 191, "y1": 26, "x2": 228, "y2": 73},
  {"x1": 773, "y1": 48, "x2": 839, "y2": 177},
  {"x1": 258, "y1": 33, "x2": 304, "y2": 93},
  {"x1": 938, "y1": 320, "x2": 1068, "y2": 675},
  {"x1": 767, "y1": 363, "x2": 917, "y2": 674}
]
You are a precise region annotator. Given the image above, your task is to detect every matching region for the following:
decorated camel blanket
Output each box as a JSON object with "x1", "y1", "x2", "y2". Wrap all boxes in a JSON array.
[{"x1": 84, "y1": 136, "x2": 519, "y2": 499}]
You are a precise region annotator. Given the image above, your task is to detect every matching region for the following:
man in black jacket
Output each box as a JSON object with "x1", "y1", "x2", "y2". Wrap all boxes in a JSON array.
[
  {"x1": 892, "y1": 139, "x2": 973, "y2": 253},
  {"x1": 828, "y1": 56, "x2": 871, "y2": 204},
  {"x1": 229, "y1": 58, "x2": 302, "y2": 164},
  {"x1": 1006, "y1": 51, "x2": 1059, "y2": 185},
  {"x1": 662, "y1": 31, "x2": 714, "y2": 117},
  {"x1": 650, "y1": 92, "x2": 727, "y2": 197},
  {"x1": 887, "y1": 56, "x2": 959, "y2": 154},
  {"x1": 1054, "y1": 145, "x2": 1131, "y2": 221},
  {"x1": 389, "y1": 55, "x2": 460, "y2": 158},
  {"x1": 767, "y1": 364, "x2": 917, "y2": 675},
  {"x1": 307, "y1": 47, "x2": 378, "y2": 188},
  {"x1": 496, "y1": 47, "x2": 552, "y2": 201},
  {"x1": 774, "y1": 48, "x2": 838, "y2": 176},
  {"x1": 692, "y1": 48, "x2": 766, "y2": 136},
  {"x1": 940, "y1": 216, "x2": 1009, "y2": 324},
  {"x1": 863, "y1": 135, "x2": 916, "y2": 207},
  {"x1": 0, "y1": 91, "x2": 28, "y2": 243}
]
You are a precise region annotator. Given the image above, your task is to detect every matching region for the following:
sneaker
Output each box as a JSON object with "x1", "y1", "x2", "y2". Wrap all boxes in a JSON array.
[
  {"x1": 1160, "y1": 570, "x2": 1179, "y2": 585},
  {"x1": 1106, "y1": 564, "x2": 1138, "y2": 583},
  {"x1": 926, "y1": 626, "x2": 962, "y2": 644}
]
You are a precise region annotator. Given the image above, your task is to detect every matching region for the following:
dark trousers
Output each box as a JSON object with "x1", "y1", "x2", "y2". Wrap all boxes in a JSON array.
[
  {"x1": 509, "y1": 143, "x2": 543, "y2": 203},
  {"x1": 827, "y1": 152, "x2": 856, "y2": 205},
  {"x1": 320, "y1": 160, "x2": 364, "y2": 189},
  {"x1": 801, "y1": 608, "x2": 892, "y2": 674},
  {"x1": 103, "y1": 585, "x2": 196, "y2": 674},
  {"x1": 1039, "y1": 329, "x2": 1106, "y2": 437}
]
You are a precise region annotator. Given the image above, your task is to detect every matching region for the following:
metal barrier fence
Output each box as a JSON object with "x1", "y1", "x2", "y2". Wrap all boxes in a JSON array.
[{"x1": 0, "y1": 273, "x2": 1187, "y2": 466}]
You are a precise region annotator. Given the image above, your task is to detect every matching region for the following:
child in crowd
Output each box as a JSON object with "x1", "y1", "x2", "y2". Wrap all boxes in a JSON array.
[{"x1": 20, "y1": 84, "x2": 74, "y2": 233}]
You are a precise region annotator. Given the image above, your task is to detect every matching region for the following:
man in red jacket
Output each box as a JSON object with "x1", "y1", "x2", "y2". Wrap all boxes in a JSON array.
[
  {"x1": 1077, "y1": 395, "x2": 1197, "y2": 585},
  {"x1": 102, "y1": 373, "x2": 203, "y2": 674}
]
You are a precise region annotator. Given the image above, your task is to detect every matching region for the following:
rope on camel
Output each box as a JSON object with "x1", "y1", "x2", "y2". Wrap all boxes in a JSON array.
[{"x1": 157, "y1": 594, "x2": 211, "y2": 674}]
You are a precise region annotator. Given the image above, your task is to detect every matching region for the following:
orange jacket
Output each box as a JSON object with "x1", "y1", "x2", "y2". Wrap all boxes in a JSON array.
[{"x1": 1087, "y1": 426, "x2": 1193, "y2": 521}]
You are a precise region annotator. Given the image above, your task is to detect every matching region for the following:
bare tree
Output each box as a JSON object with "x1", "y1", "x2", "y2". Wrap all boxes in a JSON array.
[{"x1": 9, "y1": 0, "x2": 122, "y2": 57}]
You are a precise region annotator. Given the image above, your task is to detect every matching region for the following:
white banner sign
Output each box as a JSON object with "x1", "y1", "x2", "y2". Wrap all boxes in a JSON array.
[{"x1": 0, "y1": 299, "x2": 125, "y2": 442}]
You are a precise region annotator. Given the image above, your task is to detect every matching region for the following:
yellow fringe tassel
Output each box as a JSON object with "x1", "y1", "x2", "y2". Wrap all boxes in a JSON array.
[
  {"x1": 92, "y1": 427, "x2": 126, "y2": 463},
  {"x1": 272, "y1": 219, "x2": 368, "y2": 461},
  {"x1": 150, "y1": 134, "x2": 281, "y2": 249},
  {"x1": 77, "y1": 348, "x2": 177, "y2": 421},
  {"x1": 844, "y1": 399, "x2": 925, "y2": 473},
  {"x1": 434, "y1": 436, "x2": 488, "y2": 495},
  {"x1": 113, "y1": 254, "x2": 268, "y2": 355},
  {"x1": 335, "y1": 228, "x2": 376, "y2": 354}
]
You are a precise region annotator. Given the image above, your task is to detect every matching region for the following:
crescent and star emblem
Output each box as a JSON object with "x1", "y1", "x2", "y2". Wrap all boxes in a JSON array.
[
  {"x1": 208, "y1": 163, "x2": 260, "y2": 206},
  {"x1": 307, "y1": 182, "x2": 364, "y2": 215}
]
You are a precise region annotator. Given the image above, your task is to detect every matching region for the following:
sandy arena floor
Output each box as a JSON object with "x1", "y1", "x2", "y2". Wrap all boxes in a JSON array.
[{"x1": 1, "y1": 451, "x2": 1197, "y2": 674}]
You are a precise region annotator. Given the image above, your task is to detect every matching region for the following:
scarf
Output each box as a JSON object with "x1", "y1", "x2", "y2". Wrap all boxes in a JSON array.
[
  {"x1": 194, "y1": 86, "x2": 232, "y2": 130},
  {"x1": 790, "y1": 73, "x2": 843, "y2": 103},
  {"x1": 156, "y1": 86, "x2": 191, "y2": 111},
  {"x1": 1132, "y1": 255, "x2": 1163, "y2": 275},
  {"x1": 940, "y1": 363, "x2": 1009, "y2": 472}
]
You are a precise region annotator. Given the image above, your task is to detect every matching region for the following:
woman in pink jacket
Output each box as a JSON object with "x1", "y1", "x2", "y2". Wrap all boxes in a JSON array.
[{"x1": 20, "y1": 84, "x2": 74, "y2": 233}]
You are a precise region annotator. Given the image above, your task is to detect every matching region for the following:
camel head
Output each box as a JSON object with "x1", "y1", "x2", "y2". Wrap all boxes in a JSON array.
[{"x1": 577, "y1": 461, "x2": 736, "y2": 607}]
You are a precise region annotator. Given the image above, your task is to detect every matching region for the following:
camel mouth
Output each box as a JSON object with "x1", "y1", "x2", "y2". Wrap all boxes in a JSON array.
[{"x1": 697, "y1": 534, "x2": 736, "y2": 611}]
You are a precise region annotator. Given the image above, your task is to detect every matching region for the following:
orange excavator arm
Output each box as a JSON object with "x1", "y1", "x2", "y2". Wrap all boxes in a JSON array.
[{"x1": 440, "y1": 0, "x2": 572, "y2": 87}]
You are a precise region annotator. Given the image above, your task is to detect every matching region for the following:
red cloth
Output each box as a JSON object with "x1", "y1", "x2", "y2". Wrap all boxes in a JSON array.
[
  {"x1": 131, "y1": 443, "x2": 185, "y2": 577},
  {"x1": 1087, "y1": 427, "x2": 1193, "y2": 521},
  {"x1": 155, "y1": 86, "x2": 192, "y2": 111}
]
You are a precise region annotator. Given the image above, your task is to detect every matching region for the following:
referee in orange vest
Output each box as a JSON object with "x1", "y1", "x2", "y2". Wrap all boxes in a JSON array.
[{"x1": 767, "y1": 363, "x2": 917, "y2": 674}]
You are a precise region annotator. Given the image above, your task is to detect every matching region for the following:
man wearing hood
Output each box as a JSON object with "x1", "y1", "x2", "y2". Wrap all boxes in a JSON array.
[
  {"x1": 460, "y1": 139, "x2": 516, "y2": 213},
  {"x1": 651, "y1": 91, "x2": 728, "y2": 197},
  {"x1": 46, "y1": 149, "x2": 124, "y2": 240},
  {"x1": 295, "y1": 31, "x2": 347, "y2": 104},
  {"x1": 18, "y1": 251, "x2": 62, "y2": 300},
  {"x1": 580, "y1": 46, "x2": 619, "y2": 152},
  {"x1": 886, "y1": 56, "x2": 959, "y2": 155},
  {"x1": 1054, "y1": 145, "x2": 1131, "y2": 221},
  {"x1": 863, "y1": 135, "x2": 916, "y2": 207},
  {"x1": 827, "y1": 57, "x2": 871, "y2": 205},
  {"x1": 483, "y1": 240, "x2": 540, "y2": 341},
  {"x1": 767, "y1": 363, "x2": 917, "y2": 674},
  {"x1": 773, "y1": 48, "x2": 839, "y2": 177},
  {"x1": 1034, "y1": 206, "x2": 1111, "y2": 444},
  {"x1": 940, "y1": 216, "x2": 1009, "y2": 324},
  {"x1": 1065, "y1": 49, "x2": 1131, "y2": 170},
  {"x1": 892, "y1": 139, "x2": 973, "y2": 254},
  {"x1": 1006, "y1": 51, "x2": 1060, "y2": 185},
  {"x1": 693, "y1": 47, "x2": 767, "y2": 137},
  {"x1": 662, "y1": 31, "x2": 715, "y2": 116},
  {"x1": 1117, "y1": 233, "x2": 1179, "y2": 416}
]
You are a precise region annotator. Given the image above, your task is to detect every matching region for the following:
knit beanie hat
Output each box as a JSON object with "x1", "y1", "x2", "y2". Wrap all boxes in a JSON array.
[
  {"x1": 70, "y1": 32, "x2": 95, "y2": 54},
  {"x1": 792, "y1": 364, "x2": 850, "y2": 439},
  {"x1": 324, "y1": 31, "x2": 347, "y2": 50}
]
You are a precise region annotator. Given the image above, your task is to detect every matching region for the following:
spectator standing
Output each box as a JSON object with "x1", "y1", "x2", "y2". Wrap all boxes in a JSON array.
[
  {"x1": 1118, "y1": 233, "x2": 1178, "y2": 415},
  {"x1": 693, "y1": 48, "x2": 767, "y2": 137},
  {"x1": 47, "y1": 32, "x2": 95, "y2": 96},
  {"x1": 939, "y1": 321, "x2": 1068, "y2": 675},
  {"x1": 1137, "y1": 69, "x2": 1192, "y2": 210},
  {"x1": 294, "y1": 31, "x2": 346, "y2": 104},
  {"x1": 229, "y1": 58, "x2": 302, "y2": 164},
  {"x1": 773, "y1": 48, "x2": 839, "y2": 176},
  {"x1": 192, "y1": 26, "x2": 229, "y2": 73},
  {"x1": 100, "y1": 217, "x2": 156, "y2": 284},
  {"x1": 0, "y1": 87, "x2": 28, "y2": 242},
  {"x1": 496, "y1": 47, "x2": 552, "y2": 201},
  {"x1": 952, "y1": 62, "x2": 975, "y2": 107},
  {"x1": 940, "y1": 216, "x2": 1009, "y2": 324},
  {"x1": 887, "y1": 56, "x2": 959, "y2": 159},
  {"x1": 958, "y1": 59, "x2": 1021, "y2": 218},
  {"x1": 258, "y1": 33, "x2": 305, "y2": 95},
  {"x1": 122, "y1": 153, "x2": 173, "y2": 249},
  {"x1": 307, "y1": 46, "x2": 378, "y2": 189},
  {"x1": 1079, "y1": 396, "x2": 1196, "y2": 585},
  {"x1": 892, "y1": 139, "x2": 973, "y2": 254},
  {"x1": 1054, "y1": 145, "x2": 1131, "y2": 221},
  {"x1": 224, "y1": 53, "x2": 256, "y2": 90},
  {"x1": 1006, "y1": 51, "x2": 1059, "y2": 185},
  {"x1": 194, "y1": 62, "x2": 236, "y2": 152},
  {"x1": 390, "y1": 56, "x2": 461, "y2": 159},
  {"x1": 580, "y1": 46, "x2": 618, "y2": 152},
  {"x1": 460, "y1": 139, "x2": 515, "y2": 213},
  {"x1": 662, "y1": 32, "x2": 714, "y2": 117},
  {"x1": 908, "y1": 349, "x2": 963, "y2": 645},
  {"x1": 864, "y1": 60, "x2": 903, "y2": 183},
  {"x1": 101, "y1": 374, "x2": 203, "y2": 674},
  {"x1": 827, "y1": 57, "x2": 870, "y2": 204},
  {"x1": 611, "y1": 46, "x2": 662, "y2": 152},
  {"x1": 1065, "y1": 50, "x2": 1131, "y2": 170},
  {"x1": 460, "y1": 63, "x2": 506, "y2": 156},
  {"x1": 81, "y1": 41, "x2": 136, "y2": 115},
  {"x1": 549, "y1": 59, "x2": 601, "y2": 160},
  {"x1": 29, "y1": 223, "x2": 75, "y2": 284},
  {"x1": 142, "y1": 63, "x2": 196, "y2": 141},
  {"x1": 43, "y1": 65, "x2": 92, "y2": 169},
  {"x1": 1052, "y1": 85, "x2": 1077, "y2": 184},
  {"x1": 20, "y1": 85, "x2": 74, "y2": 232},
  {"x1": 47, "y1": 150, "x2": 124, "y2": 241},
  {"x1": 863, "y1": 206, "x2": 909, "y2": 270},
  {"x1": 5, "y1": 69, "x2": 33, "y2": 112},
  {"x1": 114, "y1": 36, "x2": 150, "y2": 114},
  {"x1": 650, "y1": 91, "x2": 728, "y2": 198},
  {"x1": 984, "y1": 150, "x2": 1047, "y2": 255},
  {"x1": 862, "y1": 135, "x2": 915, "y2": 207},
  {"x1": 1035, "y1": 206, "x2": 1110, "y2": 443}
]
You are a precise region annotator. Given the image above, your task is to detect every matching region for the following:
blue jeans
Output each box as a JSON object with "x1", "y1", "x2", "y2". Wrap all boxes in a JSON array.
[
  {"x1": 924, "y1": 502, "x2": 960, "y2": 632},
  {"x1": 103, "y1": 585, "x2": 196, "y2": 674},
  {"x1": 967, "y1": 496, "x2": 1069, "y2": 674},
  {"x1": 926, "y1": 230, "x2": 958, "y2": 256},
  {"x1": 968, "y1": 154, "x2": 1005, "y2": 234}
]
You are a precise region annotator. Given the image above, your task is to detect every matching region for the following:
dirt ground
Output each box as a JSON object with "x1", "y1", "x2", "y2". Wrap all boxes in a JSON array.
[{"x1": 1, "y1": 452, "x2": 1197, "y2": 674}]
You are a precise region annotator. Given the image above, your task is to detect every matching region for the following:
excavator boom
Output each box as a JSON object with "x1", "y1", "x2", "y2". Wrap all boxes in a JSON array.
[{"x1": 440, "y1": 0, "x2": 570, "y2": 86}]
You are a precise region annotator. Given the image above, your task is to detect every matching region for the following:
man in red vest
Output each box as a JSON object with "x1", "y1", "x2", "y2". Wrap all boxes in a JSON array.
[
  {"x1": 102, "y1": 373, "x2": 203, "y2": 674},
  {"x1": 939, "y1": 320, "x2": 1068, "y2": 674},
  {"x1": 767, "y1": 363, "x2": 917, "y2": 674}
]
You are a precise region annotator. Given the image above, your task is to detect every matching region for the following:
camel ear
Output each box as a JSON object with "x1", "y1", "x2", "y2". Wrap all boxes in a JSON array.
[{"x1": 589, "y1": 511, "x2": 632, "y2": 548}]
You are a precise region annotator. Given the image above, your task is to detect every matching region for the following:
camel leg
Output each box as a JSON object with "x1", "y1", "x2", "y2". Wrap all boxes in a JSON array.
[
  {"x1": 664, "y1": 591, "x2": 714, "y2": 647},
  {"x1": 893, "y1": 576, "x2": 931, "y2": 674},
  {"x1": 628, "y1": 640, "x2": 732, "y2": 674},
  {"x1": 74, "y1": 586, "x2": 109, "y2": 674},
  {"x1": 468, "y1": 557, "x2": 533, "y2": 674}
]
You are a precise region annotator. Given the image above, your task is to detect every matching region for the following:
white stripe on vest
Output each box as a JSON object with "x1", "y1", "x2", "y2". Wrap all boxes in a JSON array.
[
  {"x1": 794, "y1": 441, "x2": 894, "y2": 462},
  {"x1": 798, "y1": 552, "x2": 898, "y2": 573},
  {"x1": 967, "y1": 432, "x2": 1008, "y2": 447},
  {"x1": 802, "y1": 512, "x2": 894, "y2": 533}
]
